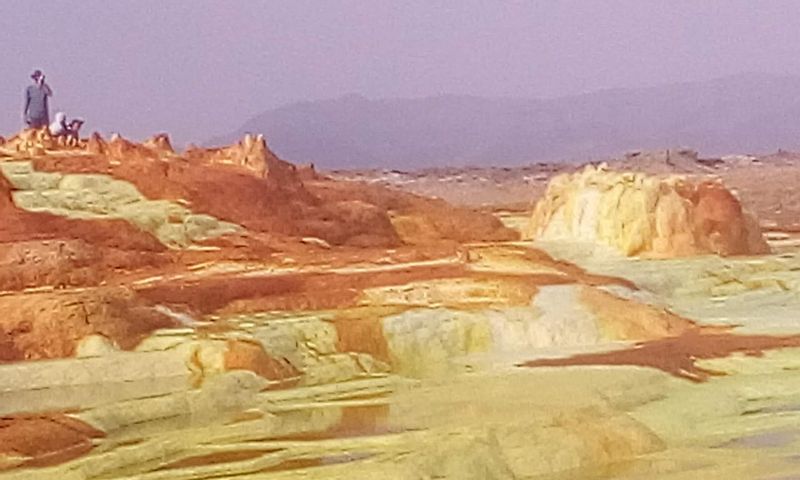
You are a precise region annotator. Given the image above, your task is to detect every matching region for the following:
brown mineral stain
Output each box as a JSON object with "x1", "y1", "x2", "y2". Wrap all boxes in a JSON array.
[
  {"x1": 0, "y1": 413, "x2": 104, "y2": 469},
  {"x1": 159, "y1": 449, "x2": 280, "y2": 470},
  {"x1": 331, "y1": 315, "x2": 392, "y2": 363},
  {"x1": 521, "y1": 331, "x2": 800, "y2": 382},
  {"x1": 257, "y1": 453, "x2": 374, "y2": 473},
  {"x1": 278, "y1": 404, "x2": 396, "y2": 442}
]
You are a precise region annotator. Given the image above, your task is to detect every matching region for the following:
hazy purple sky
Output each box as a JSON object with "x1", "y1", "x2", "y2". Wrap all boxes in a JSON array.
[{"x1": 3, "y1": 0, "x2": 800, "y2": 146}]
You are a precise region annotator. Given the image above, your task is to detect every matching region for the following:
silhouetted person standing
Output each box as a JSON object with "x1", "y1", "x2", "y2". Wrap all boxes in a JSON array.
[{"x1": 23, "y1": 70, "x2": 53, "y2": 129}]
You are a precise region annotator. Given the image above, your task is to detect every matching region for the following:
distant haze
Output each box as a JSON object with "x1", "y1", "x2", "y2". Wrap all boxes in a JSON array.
[
  {"x1": 4, "y1": 1, "x2": 800, "y2": 161},
  {"x1": 211, "y1": 73, "x2": 800, "y2": 169}
]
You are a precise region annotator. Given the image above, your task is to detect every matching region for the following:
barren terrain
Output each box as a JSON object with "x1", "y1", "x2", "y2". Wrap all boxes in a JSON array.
[{"x1": 1, "y1": 131, "x2": 800, "y2": 479}]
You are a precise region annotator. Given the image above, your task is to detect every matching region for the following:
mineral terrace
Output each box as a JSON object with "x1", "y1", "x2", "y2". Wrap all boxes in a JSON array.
[{"x1": 1, "y1": 132, "x2": 800, "y2": 479}]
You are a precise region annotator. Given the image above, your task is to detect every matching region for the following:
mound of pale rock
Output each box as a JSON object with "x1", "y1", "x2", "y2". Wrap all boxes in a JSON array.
[{"x1": 526, "y1": 165, "x2": 769, "y2": 257}]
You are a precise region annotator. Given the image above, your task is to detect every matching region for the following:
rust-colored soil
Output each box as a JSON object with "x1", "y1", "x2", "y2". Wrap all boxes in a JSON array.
[
  {"x1": 0, "y1": 131, "x2": 515, "y2": 293},
  {"x1": 136, "y1": 264, "x2": 470, "y2": 315},
  {"x1": 331, "y1": 315, "x2": 393, "y2": 364},
  {"x1": 0, "y1": 288, "x2": 175, "y2": 362},
  {"x1": 279, "y1": 404, "x2": 392, "y2": 441},
  {"x1": 579, "y1": 287, "x2": 709, "y2": 341},
  {"x1": 224, "y1": 339, "x2": 301, "y2": 387},
  {"x1": 0, "y1": 174, "x2": 170, "y2": 291},
  {"x1": 136, "y1": 259, "x2": 632, "y2": 317},
  {"x1": 0, "y1": 413, "x2": 104, "y2": 469},
  {"x1": 520, "y1": 331, "x2": 800, "y2": 382},
  {"x1": 30, "y1": 141, "x2": 515, "y2": 250},
  {"x1": 0, "y1": 167, "x2": 163, "y2": 252}
]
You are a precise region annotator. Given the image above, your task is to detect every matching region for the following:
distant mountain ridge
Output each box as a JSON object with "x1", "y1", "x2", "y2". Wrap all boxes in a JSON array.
[{"x1": 208, "y1": 73, "x2": 800, "y2": 169}]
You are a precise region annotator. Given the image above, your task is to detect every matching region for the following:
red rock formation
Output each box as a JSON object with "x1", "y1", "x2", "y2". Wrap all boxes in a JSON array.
[
  {"x1": 27, "y1": 132, "x2": 513, "y2": 249},
  {"x1": 692, "y1": 181, "x2": 769, "y2": 256},
  {"x1": 106, "y1": 133, "x2": 160, "y2": 161},
  {"x1": 185, "y1": 134, "x2": 279, "y2": 178}
]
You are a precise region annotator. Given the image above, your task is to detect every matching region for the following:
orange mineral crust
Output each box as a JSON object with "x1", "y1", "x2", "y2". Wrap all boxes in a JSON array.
[{"x1": 521, "y1": 331, "x2": 800, "y2": 382}]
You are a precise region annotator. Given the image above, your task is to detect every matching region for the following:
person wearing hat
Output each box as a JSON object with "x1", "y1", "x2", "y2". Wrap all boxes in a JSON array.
[{"x1": 23, "y1": 70, "x2": 53, "y2": 129}]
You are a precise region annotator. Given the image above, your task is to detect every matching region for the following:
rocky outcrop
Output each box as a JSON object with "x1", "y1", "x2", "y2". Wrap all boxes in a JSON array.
[
  {"x1": 10, "y1": 129, "x2": 513, "y2": 249},
  {"x1": 142, "y1": 133, "x2": 175, "y2": 155},
  {"x1": 185, "y1": 133, "x2": 284, "y2": 179},
  {"x1": 0, "y1": 160, "x2": 242, "y2": 249},
  {"x1": 526, "y1": 165, "x2": 770, "y2": 257},
  {"x1": 86, "y1": 132, "x2": 107, "y2": 155},
  {"x1": 106, "y1": 133, "x2": 161, "y2": 161}
]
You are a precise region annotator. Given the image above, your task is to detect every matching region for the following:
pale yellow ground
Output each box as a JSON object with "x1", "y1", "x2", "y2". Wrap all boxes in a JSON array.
[{"x1": 2, "y1": 238, "x2": 800, "y2": 479}]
